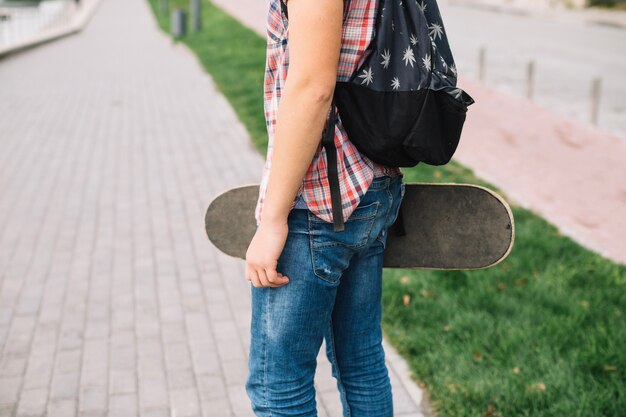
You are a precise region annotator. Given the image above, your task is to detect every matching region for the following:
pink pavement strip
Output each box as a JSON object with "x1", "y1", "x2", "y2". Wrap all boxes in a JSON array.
[{"x1": 454, "y1": 76, "x2": 626, "y2": 264}]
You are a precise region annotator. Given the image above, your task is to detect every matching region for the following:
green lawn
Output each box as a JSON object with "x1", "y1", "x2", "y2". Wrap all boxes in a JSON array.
[{"x1": 147, "y1": 1, "x2": 626, "y2": 415}]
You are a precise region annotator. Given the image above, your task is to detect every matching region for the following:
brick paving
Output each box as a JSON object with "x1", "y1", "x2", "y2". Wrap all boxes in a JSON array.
[{"x1": 0, "y1": 0, "x2": 429, "y2": 416}]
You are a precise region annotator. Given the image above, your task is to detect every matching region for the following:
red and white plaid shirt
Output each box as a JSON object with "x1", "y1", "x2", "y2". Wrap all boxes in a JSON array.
[{"x1": 255, "y1": 0, "x2": 402, "y2": 226}]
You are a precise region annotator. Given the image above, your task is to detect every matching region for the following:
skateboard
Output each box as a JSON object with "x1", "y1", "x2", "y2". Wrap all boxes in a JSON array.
[{"x1": 205, "y1": 183, "x2": 514, "y2": 270}]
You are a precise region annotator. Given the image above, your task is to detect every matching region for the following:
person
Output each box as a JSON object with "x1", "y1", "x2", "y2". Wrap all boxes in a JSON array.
[{"x1": 244, "y1": 0, "x2": 405, "y2": 415}]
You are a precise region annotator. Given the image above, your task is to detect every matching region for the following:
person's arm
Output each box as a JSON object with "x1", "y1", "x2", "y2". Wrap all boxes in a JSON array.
[
  {"x1": 263, "y1": 0, "x2": 344, "y2": 224},
  {"x1": 245, "y1": 0, "x2": 344, "y2": 288}
]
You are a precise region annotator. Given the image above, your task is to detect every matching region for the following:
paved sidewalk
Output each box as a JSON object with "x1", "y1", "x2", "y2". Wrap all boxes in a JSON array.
[
  {"x1": 0, "y1": 0, "x2": 428, "y2": 416},
  {"x1": 219, "y1": 0, "x2": 626, "y2": 265}
]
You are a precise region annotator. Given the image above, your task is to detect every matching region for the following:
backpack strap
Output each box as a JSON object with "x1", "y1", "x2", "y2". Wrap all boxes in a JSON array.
[
  {"x1": 393, "y1": 204, "x2": 407, "y2": 236},
  {"x1": 322, "y1": 96, "x2": 345, "y2": 232},
  {"x1": 280, "y1": 0, "x2": 349, "y2": 231}
]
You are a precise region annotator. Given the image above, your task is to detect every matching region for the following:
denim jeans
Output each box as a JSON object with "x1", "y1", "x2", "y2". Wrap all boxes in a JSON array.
[{"x1": 245, "y1": 174, "x2": 406, "y2": 417}]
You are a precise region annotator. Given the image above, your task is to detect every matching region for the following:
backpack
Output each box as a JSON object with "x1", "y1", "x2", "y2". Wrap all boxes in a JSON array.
[{"x1": 280, "y1": 0, "x2": 476, "y2": 231}]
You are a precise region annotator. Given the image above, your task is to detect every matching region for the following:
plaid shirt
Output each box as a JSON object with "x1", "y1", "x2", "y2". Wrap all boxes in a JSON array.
[{"x1": 255, "y1": 0, "x2": 402, "y2": 226}]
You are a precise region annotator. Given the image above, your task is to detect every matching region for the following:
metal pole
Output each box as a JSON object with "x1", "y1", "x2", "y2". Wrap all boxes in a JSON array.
[
  {"x1": 590, "y1": 77, "x2": 601, "y2": 125},
  {"x1": 171, "y1": 9, "x2": 186, "y2": 39},
  {"x1": 526, "y1": 60, "x2": 535, "y2": 100},
  {"x1": 478, "y1": 46, "x2": 486, "y2": 82},
  {"x1": 190, "y1": 0, "x2": 201, "y2": 32}
]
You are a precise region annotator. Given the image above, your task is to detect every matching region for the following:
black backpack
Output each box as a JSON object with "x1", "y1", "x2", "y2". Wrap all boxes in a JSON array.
[{"x1": 280, "y1": 0, "x2": 476, "y2": 231}]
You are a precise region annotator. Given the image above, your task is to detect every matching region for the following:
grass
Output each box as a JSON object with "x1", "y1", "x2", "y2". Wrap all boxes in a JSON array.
[
  {"x1": 146, "y1": 1, "x2": 626, "y2": 415},
  {"x1": 588, "y1": 0, "x2": 626, "y2": 10}
]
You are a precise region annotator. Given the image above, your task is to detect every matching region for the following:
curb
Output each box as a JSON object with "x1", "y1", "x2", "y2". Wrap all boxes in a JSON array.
[
  {"x1": 383, "y1": 337, "x2": 435, "y2": 417},
  {"x1": 0, "y1": 0, "x2": 102, "y2": 59}
]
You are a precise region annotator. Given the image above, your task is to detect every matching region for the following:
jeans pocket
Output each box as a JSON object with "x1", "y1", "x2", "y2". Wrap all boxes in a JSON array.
[
  {"x1": 308, "y1": 201, "x2": 381, "y2": 284},
  {"x1": 310, "y1": 245, "x2": 353, "y2": 284}
]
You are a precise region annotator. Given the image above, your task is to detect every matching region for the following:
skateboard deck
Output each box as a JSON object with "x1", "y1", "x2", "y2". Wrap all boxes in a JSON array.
[{"x1": 205, "y1": 183, "x2": 514, "y2": 270}]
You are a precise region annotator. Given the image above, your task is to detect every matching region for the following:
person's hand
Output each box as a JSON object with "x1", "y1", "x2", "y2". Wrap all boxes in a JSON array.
[{"x1": 245, "y1": 219, "x2": 290, "y2": 288}]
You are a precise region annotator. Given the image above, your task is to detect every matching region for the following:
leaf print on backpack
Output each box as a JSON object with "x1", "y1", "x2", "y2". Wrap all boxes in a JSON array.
[
  {"x1": 402, "y1": 46, "x2": 416, "y2": 67},
  {"x1": 358, "y1": 67, "x2": 374, "y2": 85},
  {"x1": 381, "y1": 49, "x2": 391, "y2": 69},
  {"x1": 429, "y1": 22, "x2": 444, "y2": 40},
  {"x1": 417, "y1": 0, "x2": 427, "y2": 14},
  {"x1": 422, "y1": 53, "x2": 431, "y2": 71}
]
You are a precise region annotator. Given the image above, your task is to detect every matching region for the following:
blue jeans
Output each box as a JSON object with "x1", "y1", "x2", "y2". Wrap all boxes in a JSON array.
[{"x1": 245, "y1": 174, "x2": 406, "y2": 417}]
